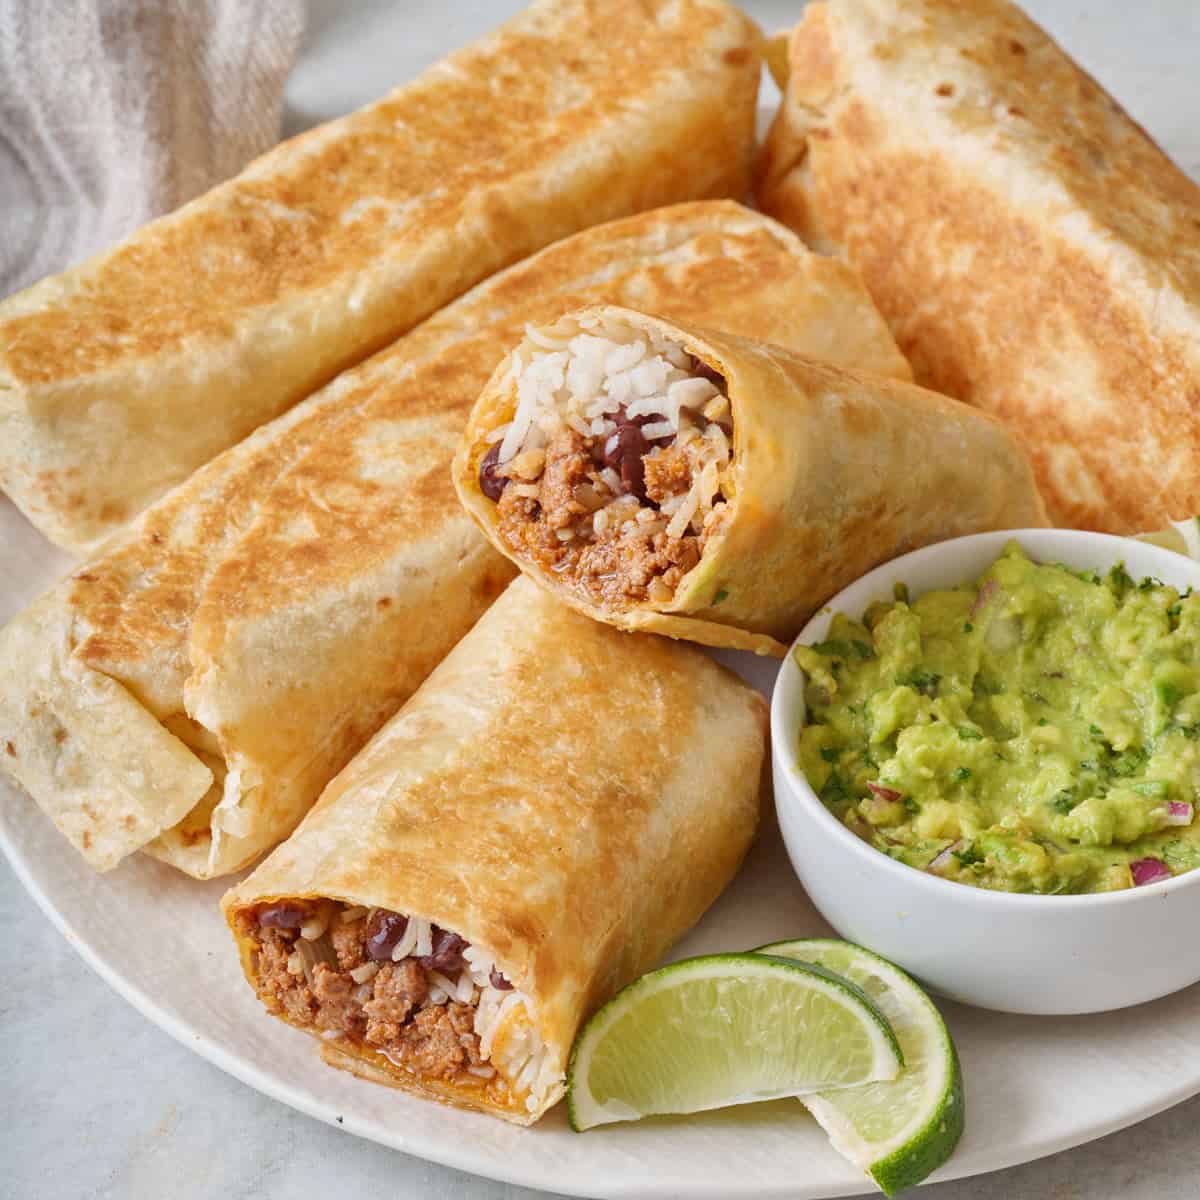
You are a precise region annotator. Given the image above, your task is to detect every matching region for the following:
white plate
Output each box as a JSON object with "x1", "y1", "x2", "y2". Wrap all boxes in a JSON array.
[
  {"x1": 4, "y1": 495, "x2": 1200, "y2": 1199},
  {"x1": 5, "y1": 1, "x2": 1200, "y2": 1193}
]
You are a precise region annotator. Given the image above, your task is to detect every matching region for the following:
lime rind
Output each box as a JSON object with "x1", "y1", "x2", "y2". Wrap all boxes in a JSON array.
[
  {"x1": 756, "y1": 939, "x2": 964, "y2": 1197},
  {"x1": 567, "y1": 952, "x2": 903, "y2": 1132}
]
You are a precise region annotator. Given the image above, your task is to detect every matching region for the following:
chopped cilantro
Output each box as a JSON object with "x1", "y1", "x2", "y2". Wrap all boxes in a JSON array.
[
  {"x1": 819, "y1": 747, "x2": 841, "y2": 763},
  {"x1": 1037, "y1": 717, "x2": 1048, "y2": 726},
  {"x1": 1109, "y1": 746, "x2": 1149, "y2": 778},
  {"x1": 1107, "y1": 563, "x2": 1135, "y2": 595},
  {"x1": 711, "y1": 588, "x2": 729, "y2": 606},
  {"x1": 898, "y1": 668, "x2": 941, "y2": 695},
  {"x1": 962, "y1": 622, "x2": 974, "y2": 633},
  {"x1": 1156, "y1": 679, "x2": 1184, "y2": 710},
  {"x1": 950, "y1": 766, "x2": 972, "y2": 783},
  {"x1": 953, "y1": 844, "x2": 985, "y2": 867},
  {"x1": 902, "y1": 795, "x2": 920, "y2": 814},
  {"x1": 1088, "y1": 724, "x2": 1103, "y2": 737},
  {"x1": 1051, "y1": 792, "x2": 1077, "y2": 815},
  {"x1": 957, "y1": 725, "x2": 983, "y2": 741},
  {"x1": 819, "y1": 772, "x2": 850, "y2": 806},
  {"x1": 1164, "y1": 722, "x2": 1200, "y2": 740},
  {"x1": 893, "y1": 582, "x2": 910, "y2": 605}
]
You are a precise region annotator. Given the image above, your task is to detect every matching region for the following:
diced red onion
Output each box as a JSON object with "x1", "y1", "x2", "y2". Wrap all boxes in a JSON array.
[
  {"x1": 1166, "y1": 802, "x2": 1194, "y2": 827},
  {"x1": 1131, "y1": 858, "x2": 1172, "y2": 887},
  {"x1": 970, "y1": 579, "x2": 1000, "y2": 617},
  {"x1": 489, "y1": 967, "x2": 513, "y2": 991},
  {"x1": 927, "y1": 840, "x2": 964, "y2": 875},
  {"x1": 867, "y1": 782, "x2": 903, "y2": 803}
]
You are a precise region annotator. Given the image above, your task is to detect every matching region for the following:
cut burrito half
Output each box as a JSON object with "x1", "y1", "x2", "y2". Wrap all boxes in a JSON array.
[
  {"x1": 222, "y1": 577, "x2": 766, "y2": 1123},
  {"x1": 0, "y1": 200, "x2": 906, "y2": 876},
  {"x1": 455, "y1": 306, "x2": 1047, "y2": 655},
  {"x1": 756, "y1": 0, "x2": 1200, "y2": 533},
  {"x1": 0, "y1": 0, "x2": 762, "y2": 553}
]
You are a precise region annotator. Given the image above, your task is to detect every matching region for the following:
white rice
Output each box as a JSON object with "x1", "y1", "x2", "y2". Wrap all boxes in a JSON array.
[
  {"x1": 413, "y1": 919, "x2": 433, "y2": 959},
  {"x1": 389, "y1": 919, "x2": 420, "y2": 962},
  {"x1": 300, "y1": 914, "x2": 328, "y2": 941},
  {"x1": 488, "y1": 312, "x2": 732, "y2": 560},
  {"x1": 349, "y1": 961, "x2": 380, "y2": 985}
]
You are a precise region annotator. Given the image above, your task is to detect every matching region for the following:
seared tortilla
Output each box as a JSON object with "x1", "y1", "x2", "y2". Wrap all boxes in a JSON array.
[
  {"x1": 456, "y1": 305, "x2": 1046, "y2": 654},
  {"x1": 0, "y1": 0, "x2": 761, "y2": 553},
  {"x1": 757, "y1": 0, "x2": 1200, "y2": 533},
  {"x1": 222, "y1": 577, "x2": 766, "y2": 1124},
  {"x1": 0, "y1": 200, "x2": 898, "y2": 876}
]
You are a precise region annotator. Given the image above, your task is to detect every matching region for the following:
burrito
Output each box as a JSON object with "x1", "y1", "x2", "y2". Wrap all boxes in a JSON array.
[
  {"x1": 455, "y1": 305, "x2": 1047, "y2": 655},
  {"x1": 756, "y1": 0, "x2": 1200, "y2": 534},
  {"x1": 0, "y1": 0, "x2": 761, "y2": 553},
  {"x1": 0, "y1": 200, "x2": 906, "y2": 877},
  {"x1": 222, "y1": 576, "x2": 766, "y2": 1123}
]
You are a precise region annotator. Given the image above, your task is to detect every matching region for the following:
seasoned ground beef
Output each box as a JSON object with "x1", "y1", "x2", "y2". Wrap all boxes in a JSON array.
[
  {"x1": 248, "y1": 909, "x2": 485, "y2": 1084},
  {"x1": 398, "y1": 1004, "x2": 486, "y2": 1080},
  {"x1": 495, "y1": 427, "x2": 710, "y2": 607},
  {"x1": 331, "y1": 917, "x2": 367, "y2": 970},
  {"x1": 537, "y1": 432, "x2": 591, "y2": 530},
  {"x1": 363, "y1": 960, "x2": 428, "y2": 1045},
  {"x1": 643, "y1": 443, "x2": 692, "y2": 506}
]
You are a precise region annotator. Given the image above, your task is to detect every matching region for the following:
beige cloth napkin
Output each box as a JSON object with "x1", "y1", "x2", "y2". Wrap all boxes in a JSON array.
[{"x1": 0, "y1": 0, "x2": 306, "y2": 297}]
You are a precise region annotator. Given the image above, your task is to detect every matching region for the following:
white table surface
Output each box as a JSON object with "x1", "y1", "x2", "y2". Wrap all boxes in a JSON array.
[{"x1": 4, "y1": 1, "x2": 1200, "y2": 1197}]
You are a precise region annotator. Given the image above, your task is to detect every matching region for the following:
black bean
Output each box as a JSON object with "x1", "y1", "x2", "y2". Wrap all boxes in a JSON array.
[
  {"x1": 479, "y1": 443, "x2": 508, "y2": 502},
  {"x1": 365, "y1": 909, "x2": 410, "y2": 962},
  {"x1": 614, "y1": 407, "x2": 671, "y2": 447},
  {"x1": 257, "y1": 902, "x2": 308, "y2": 931},
  {"x1": 420, "y1": 926, "x2": 469, "y2": 973},
  {"x1": 489, "y1": 967, "x2": 513, "y2": 991},
  {"x1": 604, "y1": 423, "x2": 649, "y2": 500}
]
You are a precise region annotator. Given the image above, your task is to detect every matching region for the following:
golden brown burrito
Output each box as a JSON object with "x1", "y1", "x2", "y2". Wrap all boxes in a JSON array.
[
  {"x1": 0, "y1": 200, "x2": 905, "y2": 878},
  {"x1": 0, "y1": 0, "x2": 761, "y2": 554},
  {"x1": 455, "y1": 305, "x2": 1047, "y2": 655},
  {"x1": 756, "y1": 0, "x2": 1200, "y2": 534},
  {"x1": 222, "y1": 576, "x2": 766, "y2": 1124}
]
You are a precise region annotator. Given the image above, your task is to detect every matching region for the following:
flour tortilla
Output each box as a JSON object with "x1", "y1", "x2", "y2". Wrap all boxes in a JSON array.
[{"x1": 0, "y1": 0, "x2": 761, "y2": 552}]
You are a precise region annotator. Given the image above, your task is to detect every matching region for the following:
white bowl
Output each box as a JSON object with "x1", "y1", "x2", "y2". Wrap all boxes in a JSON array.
[{"x1": 771, "y1": 529, "x2": 1200, "y2": 1015}]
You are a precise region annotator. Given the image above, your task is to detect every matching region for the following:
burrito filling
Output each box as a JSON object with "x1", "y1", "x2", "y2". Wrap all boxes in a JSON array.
[
  {"x1": 242, "y1": 900, "x2": 558, "y2": 1114},
  {"x1": 480, "y1": 316, "x2": 733, "y2": 609}
]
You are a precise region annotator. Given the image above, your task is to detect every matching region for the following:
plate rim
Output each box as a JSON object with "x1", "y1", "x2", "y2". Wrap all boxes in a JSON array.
[{"x1": 5, "y1": 815, "x2": 1200, "y2": 1199}]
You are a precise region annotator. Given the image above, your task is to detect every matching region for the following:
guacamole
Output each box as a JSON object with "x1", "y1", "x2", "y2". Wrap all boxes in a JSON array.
[{"x1": 795, "y1": 542, "x2": 1200, "y2": 895}]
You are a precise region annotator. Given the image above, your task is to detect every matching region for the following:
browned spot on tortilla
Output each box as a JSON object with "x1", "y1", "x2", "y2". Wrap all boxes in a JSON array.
[
  {"x1": 123, "y1": 815, "x2": 136, "y2": 830},
  {"x1": 82, "y1": 831, "x2": 92, "y2": 850},
  {"x1": 1009, "y1": 38, "x2": 1027, "y2": 54},
  {"x1": 53, "y1": 728, "x2": 67, "y2": 745},
  {"x1": 723, "y1": 47, "x2": 751, "y2": 67},
  {"x1": 377, "y1": 597, "x2": 392, "y2": 609},
  {"x1": 4, "y1": 741, "x2": 15, "y2": 757},
  {"x1": 935, "y1": 83, "x2": 954, "y2": 97}
]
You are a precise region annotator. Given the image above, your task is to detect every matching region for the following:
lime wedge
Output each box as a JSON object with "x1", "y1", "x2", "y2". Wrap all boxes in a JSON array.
[
  {"x1": 567, "y1": 953, "x2": 903, "y2": 1131},
  {"x1": 1137, "y1": 517, "x2": 1200, "y2": 559},
  {"x1": 757, "y1": 939, "x2": 964, "y2": 1197}
]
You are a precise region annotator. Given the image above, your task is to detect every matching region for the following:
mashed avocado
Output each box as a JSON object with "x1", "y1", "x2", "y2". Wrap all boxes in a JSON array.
[{"x1": 796, "y1": 542, "x2": 1200, "y2": 894}]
